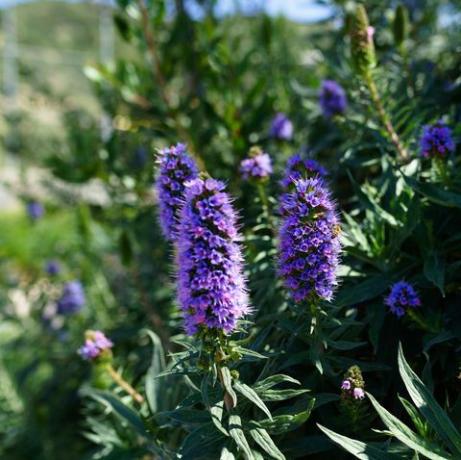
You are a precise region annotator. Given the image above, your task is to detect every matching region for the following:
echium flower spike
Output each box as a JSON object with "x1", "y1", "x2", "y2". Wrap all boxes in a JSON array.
[
  {"x1": 419, "y1": 122, "x2": 455, "y2": 159},
  {"x1": 350, "y1": 5, "x2": 376, "y2": 77},
  {"x1": 57, "y1": 281, "x2": 85, "y2": 315},
  {"x1": 393, "y1": 4, "x2": 409, "y2": 48},
  {"x1": 319, "y1": 80, "x2": 347, "y2": 118},
  {"x1": 240, "y1": 146, "x2": 273, "y2": 182},
  {"x1": 155, "y1": 143, "x2": 199, "y2": 242},
  {"x1": 269, "y1": 113, "x2": 293, "y2": 141},
  {"x1": 385, "y1": 281, "x2": 421, "y2": 317},
  {"x1": 177, "y1": 177, "x2": 250, "y2": 335},
  {"x1": 341, "y1": 365, "x2": 365, "y2": 400},
  {"x1": 280, "y1": 154, "x2": 327, "y2": 190},
  {"x1": 278, "y1": 175, "x2": 341, "y2": 303},
  {"x1": 78, "y1": 330, "x2": 113, "y2": 361}
]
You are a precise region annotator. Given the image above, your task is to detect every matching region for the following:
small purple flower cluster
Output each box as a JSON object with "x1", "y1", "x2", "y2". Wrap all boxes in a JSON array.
[
  {"x1": 177, "y1": 178, "x2": 250, "y2": 335},
  {"x1": 45, "y1": 260, "x2": 60, "y2": 276},
  {"x1": 419, "y1": 122, "x2": 455, "y2": 158},
  {"x1": 319, "y1": 80, "x2": 347, "y2": 118},
  {"x1": 341, "y1": 379, "x2": 365, "y2": 400},
  {"x1": 27, "y1": 201, "x2": 44, "y2": 221},
  {"x1": 280, "y1": 154, "x2": 328, "y2": 189},
  {"x1": 240, "y1": 150, "x2": 272, "y2": 181},
  {"x1": 269, "y1": 113, "x2": 293, "y2": 141},
  {"x1": 279, "y1": 175, "x2": 340, "y2": 303},
  {"x1": 78, "y1": 330, "x2": 113, "y2": 361},
  {"x1": 57, "y1": 281, "x2": 85, "y2": 315},
  {"x1": 385, "y1": 281, "x2": 421, "y2": 317},
  {"x1": 155, "y1": 143, "x2": 199, "y2": 242}
]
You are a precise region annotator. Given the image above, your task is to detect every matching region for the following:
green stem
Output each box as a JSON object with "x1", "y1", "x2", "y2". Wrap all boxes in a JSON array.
[
  {"x1": 406, "y1": 309, "x2": 438, "y2": 334},
  {"x1": 107, "y1": 365, "x2": 144, "y2": 404},
  {"x1": 365, "y1": 73, "x2": 409, "y2": 161},
  {"x1": 257, "y1": 183, "x2": 273, "y2": 231}
]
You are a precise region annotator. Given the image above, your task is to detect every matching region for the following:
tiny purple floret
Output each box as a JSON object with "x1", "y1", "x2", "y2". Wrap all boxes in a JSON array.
[
  {"x1": 319, "y1": 80, "x2": 347, "y2": 118},
  {"x1": 419, "y1": 122, "x2": 455, "y2": 158}
]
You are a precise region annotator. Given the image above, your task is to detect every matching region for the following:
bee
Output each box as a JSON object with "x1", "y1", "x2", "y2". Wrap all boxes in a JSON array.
[{"x1": 332, "y1": 224, "x2": 342, "y2": 237}]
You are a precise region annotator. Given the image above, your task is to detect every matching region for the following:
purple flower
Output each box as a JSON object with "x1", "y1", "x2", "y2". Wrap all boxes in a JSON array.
[
  {"x1": 319, "y1": 80, "x2": 347, "y2": 118},
  {"x1": 27, "y1": 201, "x2": 44, "y2": 221},
  {"x1": 155, "y1": 143, "x2": 199, "y2": 242},
  {"x1": 57, "y1": 281, "x2": 85, "y2": 315},
  {"x1": 269, "y1": 113, "x2": 293, "y2": 141},
  {"x1": 341, "y1": 379, "x2": 351, "y2": 390},
  {"x1": 78, "y1": 330, "x2": 113, "y2": 361},
  {"x1": 419, "y1": 122, "x2": 455, "y2": 158},
  {"x1": 45, "y1": 260, "x2": 60, "y2": 276},
  {"x1": 280, "y1": 154, "x2": 328, "y2": 189},
  {"x1": 278, "y1": 176, "x2": 341, "y2": 303},
  {"x1": 177, "y1": 178, "x2": 250, "y2": 335},
  {"x1": 133, "y1": 146, "x2": 148, "y2": 168},
  {"x1": 385, "y1": 281, "x2": 421, "y2": 317},
  {"x1": 353, "y1": 388, "x2": 365, "y2": 400},
  {"x1": 240, "y1": 150, "x2": 272, "y2": 181}
]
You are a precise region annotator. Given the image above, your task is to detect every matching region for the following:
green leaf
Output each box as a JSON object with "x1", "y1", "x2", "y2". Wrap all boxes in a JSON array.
[
  {"x1": 335, "y1": 274, "x2": 394, "y2": 307},
  {"x1": 179, "y1": 423, "x2": 225, "y2": 459},
  {"x1": 318, "y1": 424, "x2": 398, "y2": 460},
  {"x1": 348, "y1": 172, "x2": 401, "y2": 227},
  {"x1": 220, "y1": 367, "x2": 238, "y2": 408},
  {"x1": 210, "y1": 400, "x2": 229, "y2": 436},
  {"x1": 249, "y1": 427, "x2": 285, "y2": 460},
  {"x1": 234, "y1": 381, "x2": 272, "y2": 420},
  {"x1": 220, "y1": 446, "x2": 236, "y2": 460},
  {"x1": 85, "y1": 390, "x2": 146, "y2": 437},
  {"x1": 250, "y1": 397, "x2": 314, "y2": 435},
  {"x1": 367, "y1": 392, "x2": 451, "y2": 459},
  {"x1": 144, "y1": 330, "x2": 166, "y2": 414},
  {"x1": 229, "y1": 414, "x2": 254, "y2": 460},
  {"x1": 398, "y1": 344, "x2": 461, "y2": 455},
  {"x1": 253, "y1": 374, "x2": 300, "y2": 392},
  {"x1": 424, "y1": 252, "x2": 445, "y2": 296},
  {"x1": 256, "y1": 388, "x2": 309, "y2": 402},
  {"x1": 403, "y1": 175, "x2": 461, "y2": 209}
]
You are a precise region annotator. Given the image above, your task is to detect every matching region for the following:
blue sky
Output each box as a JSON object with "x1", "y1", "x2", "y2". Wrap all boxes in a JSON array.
[{"x1": 0, "y1": 0, "x2": 332, "y2": 22}]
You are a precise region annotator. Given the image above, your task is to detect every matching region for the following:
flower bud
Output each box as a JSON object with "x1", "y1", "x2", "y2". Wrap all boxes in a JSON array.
[
  {"x1": 393, "y1": 4, "x2": 409, "y2": 48},
  {"x1": 349, "y1": 5, "x2": 376, "y2": 77}
]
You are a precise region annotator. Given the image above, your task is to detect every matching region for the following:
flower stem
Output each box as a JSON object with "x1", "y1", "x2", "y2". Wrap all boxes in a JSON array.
[
  {"x1": 257, "y1": 183, "x2": 274, "y2": 232},
  {"x1": 406, "y1": 309, "x2": 438, "y2": 334},
  {"x1": 107, "y1": 365, "x2": 144, "y2": 404},
  {"x1": 364, "y1": 73, "x2": 409, "y2": 161}
]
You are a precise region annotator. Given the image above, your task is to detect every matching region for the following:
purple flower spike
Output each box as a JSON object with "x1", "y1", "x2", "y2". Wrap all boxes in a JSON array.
[
  {"x1": 269, "y1": 113, "x2": 293, "y2": 141},
  {"x1": 45, "y1": 260, "x2": 61, "y2": 276},
  {"x1": 280, "y1": 154, "x2": 328, "y2": 189},
  {"x1": 419, "y1": 122, "x2": 455, "y2": 158},
  {"x1": 155, "y1": 143, "x2": 199, "y2": 242},
  {"x1": 27, "y1": 201, "x2": 44, "y2": 221},
  {"x1": 78, "y1": 330, "x2": 113, "y2": 361},
  {"x1": 240, "y1": 149, "x2": 273, "y2": 181},
  {"x1": 353, "y1": 388, "x2": 365, "y2": 400},
  {"x1": 57, "y1": 281, "x2": 85, "y2": 315},
  {"x1": 177, "y1": 178, "x2": 250, "y2": 335},
  {"x1": 278, "y1": 176, "x2": 341, "y2": 303},
  {"x1": 385, "y1": 281, "x2": 421, "y2": 317},
  {"x1": 319, "y1": 80, "x2": 347, "y2": 118}
]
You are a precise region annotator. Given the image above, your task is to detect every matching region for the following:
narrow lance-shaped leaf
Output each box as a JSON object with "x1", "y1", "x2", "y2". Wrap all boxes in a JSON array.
[
  {"x1": 367, "y1": 392, "x2": 451, "y2": 460},
  {"x1": 398, "y1": 344, "x2": 461, "y2": 455}
]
